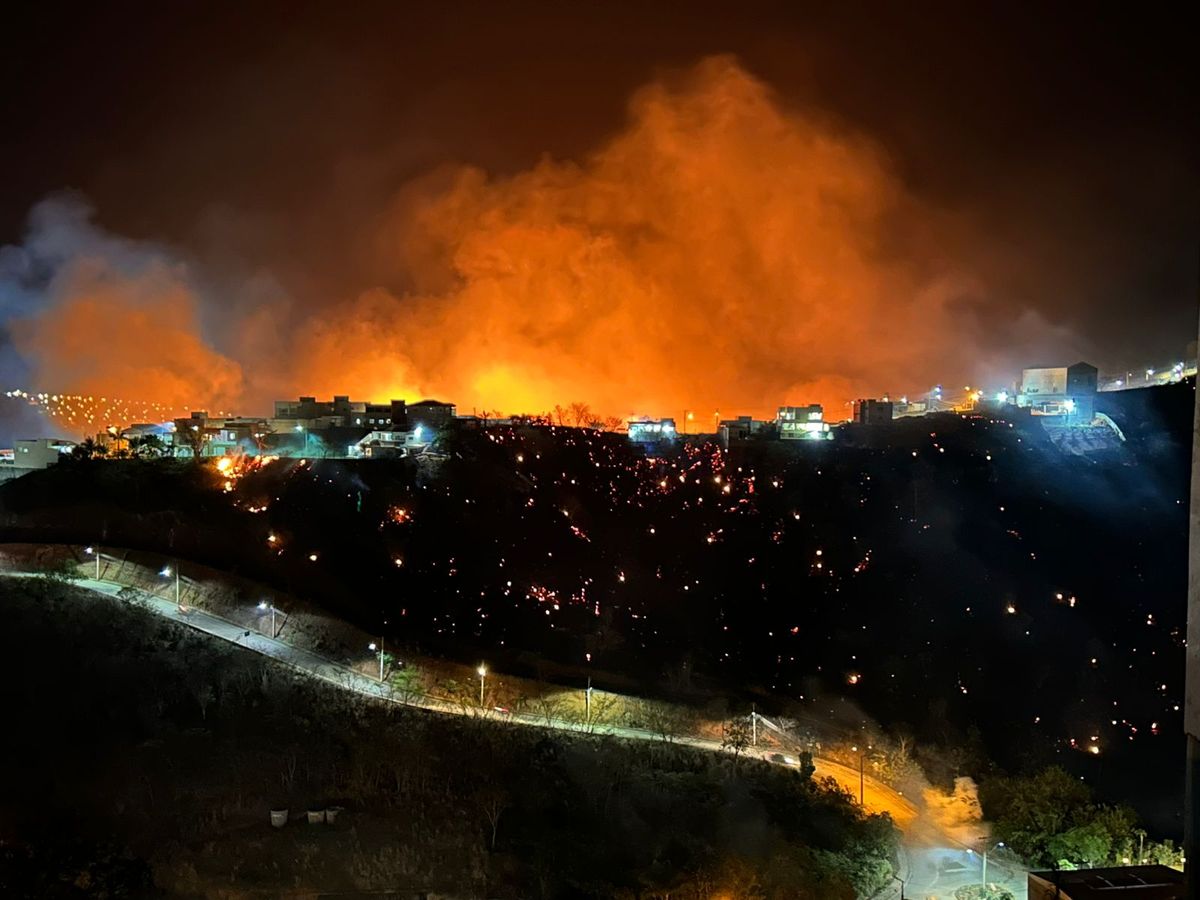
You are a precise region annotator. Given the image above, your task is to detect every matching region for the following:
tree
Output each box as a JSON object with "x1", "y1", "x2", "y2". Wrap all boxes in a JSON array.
[
  {"x1": 720, "y1": 716, "x2": 753, "y2": 759},
  {"x1": 176, "y1": 425, "x2": 206, "y2": 458},
  {"x1": 530, "y1": 693, "x2": 566, "y2": 727},
  {"x1": 128, "y1": 434, "x2": 168, "y2": 459},
  {"x1": 389, "y1": 667, "x2": 427, "y2": 707},
  {"x1": 600, "y1": 415, "x2": 626, "y2": 432},
  {"x1": 70, "y1": 438, "x2": 107, "y2": 461},
  {"x1": 980, "y1": 766, "x2": 1092, "y2": 865},
  {"x1": 568, "y1": 402, "x2": 593, "y2": 427},
  {"x1": 581, "y1": 691, "x2": 619, "y2": 733},
  {"x1": 474, "y1": 784, "x2": 509, "y2": 850},
  {"x1": 797, "y1": 750, "x2": 816, "y2": 781},
  {"x1": 1048, "y1": 822, "x2": 1112, "y2": 869}
]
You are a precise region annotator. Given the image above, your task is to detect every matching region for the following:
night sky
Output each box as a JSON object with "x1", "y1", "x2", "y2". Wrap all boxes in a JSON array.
[{"x1": 0, "y1": 2, "x2": 1195, "y2": 417}]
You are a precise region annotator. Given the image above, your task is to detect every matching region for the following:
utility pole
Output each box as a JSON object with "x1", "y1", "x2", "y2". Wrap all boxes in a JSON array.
[
  {"x1": 1186, "y1": 247, "x2": 1200, "y2": 900},
  {"x1": 162, "y1": 563, "x2": 181, "y2": 610},
  {"x1": 258, "y1": 601, "x2": 277, "y2": 638},
  {"x1": 860, "y1": 751, "x2": 865, "y2": 806},
  {"x1": 852, "y1": 744, "x2": 865, "y2": 804}
]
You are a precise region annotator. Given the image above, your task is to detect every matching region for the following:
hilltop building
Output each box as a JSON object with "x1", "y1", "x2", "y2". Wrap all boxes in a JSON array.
[
  {"x1": 854, "y1": 399, "x2": 894, "y2": 425},
  {"x1": 3, "y1": 438, "x2": 76, "y2": 470},
  {"x1": 407, "y1": 399, "x2": 457, "y2": 431},
  {"x1": 627, "y1": 418, "x2": 677, "y2": 446},
  {"x1": 347, "y1": 428, "x2": 432, "y2": 459},
  {"x1": 777, "y1": 405, "x2": 832, "y2": 440},
  {"x1": 1017, "y1": 362, "x2": 1098, "y2": 421},
  {"x1": 718, "y1": 415, "x2": 769, "y2": 446}
]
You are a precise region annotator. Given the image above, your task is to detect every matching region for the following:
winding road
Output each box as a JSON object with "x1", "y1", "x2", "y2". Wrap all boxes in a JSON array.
[{"x1": 1, "y1": 551, "x2": 1028, "y2": 898}]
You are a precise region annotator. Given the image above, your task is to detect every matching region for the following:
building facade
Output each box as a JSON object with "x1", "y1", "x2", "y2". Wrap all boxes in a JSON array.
[
  {"x1": 777, "y1": 405, "x2": 832, "y2": 440},
  {"x1": 1017, "y1": 361, "x2": 1098, "y2": 421},
  {"x1": 627, "y1": 418, "x2": 677, "y2": 445},
  {"x1": 854, "y1": 399, "x2": 894, "y2": 425}
]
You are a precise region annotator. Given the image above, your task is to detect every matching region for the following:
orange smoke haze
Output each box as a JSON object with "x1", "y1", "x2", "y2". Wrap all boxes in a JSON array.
[
  {"x1": 298, "y1": 57, "x2": 979, "y2": 419},
  {"x1": 12, "y1": 256, "x2": 244, "y2": 414},
  {"x1": 10, "y1": 57, "x2": 994, "y2": 423}
]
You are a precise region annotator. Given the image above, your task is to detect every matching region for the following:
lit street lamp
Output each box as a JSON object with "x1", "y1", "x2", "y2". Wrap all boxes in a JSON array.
[
  {"x1": 976, "y1": 840, "x2": 1005, "y2": 886},
  {"x1": 294, "y1": 424, "x2": 310, "y2": 456},
  {"x1": 257, "y1": 600, "x2": 278, "y2": 638},
  {"x1": 160, "y1": 564, "x2": 181, "y2": 611},
  {"x1": 85, "y1": 545, "x2": 100, "y2": 580},
  {"x1": 477, "y1": 663, "x2": 487, "y2": 706},
  {"x1": 368, "y1": 639, "x2": 386, "y2": 682}
]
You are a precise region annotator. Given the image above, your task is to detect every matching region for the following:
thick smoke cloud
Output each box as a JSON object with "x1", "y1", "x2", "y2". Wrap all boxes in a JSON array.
[
  {"x1": 302, "y1": 56, "x2": 989, "y2": 417},
  {"x1": 1, "y1": 58, "x2": 1087, "y2": 421},
  {"x1": 0, "y1": 195, "x2": 243, "y2": 412}
]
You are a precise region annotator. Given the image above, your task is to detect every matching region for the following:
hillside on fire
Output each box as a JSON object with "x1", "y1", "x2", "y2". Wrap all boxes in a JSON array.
[{"x1": 0, "y1": 381, "x2": 1192, "y2": 836}]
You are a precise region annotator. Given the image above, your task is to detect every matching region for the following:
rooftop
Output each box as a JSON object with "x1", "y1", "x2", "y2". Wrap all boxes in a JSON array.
[{"x1": 1029, "y1": 865, "x2": 1183, "y2": 900}]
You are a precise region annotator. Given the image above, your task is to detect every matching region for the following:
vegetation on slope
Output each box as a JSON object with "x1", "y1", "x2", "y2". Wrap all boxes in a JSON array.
[{"x1": 0, "y1": 575, "x2": 897, "y2": 898}]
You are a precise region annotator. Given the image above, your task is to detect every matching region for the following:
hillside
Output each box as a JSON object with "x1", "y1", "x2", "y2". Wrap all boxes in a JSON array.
[
  {"x1": 0, "y1": 575, "x2": 896, "y2": 898},
  {"x1": 0, "y1": 380, "x2": 1193, "y2": 833}
]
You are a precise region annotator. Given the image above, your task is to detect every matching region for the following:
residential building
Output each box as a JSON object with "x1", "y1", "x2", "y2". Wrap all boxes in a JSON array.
[
  {"x1": 1017, "y1": 361, "x2": 1098, "y2": 421},
  {"x1": 777, "y1": 405, "x2": 832, "y2": 440},
  {"x1": 347, "y1": 428, "x2": 431, "y2": 459},
  {"x1": 171, "y1": 412, "x2": 216, "y2": 457},
  {"x1": 408, "y1": 399, "x2": 457, "y2": 431},
  {"x1": 627, "y1": 418, "x2": 677, "y2": 445},
  {"x1": 273, "y1": 395, "x2": 366, "y2": 423},
  {"x1": 718, "y1": 415, "x2": 767, "y2": 446},
  {"x1": 8, "y1": 437, "x2": 76, "y2": 469},
  {"x1": 1028, "y1": 865, "x2": 1182, "y2": 900},
  {"x1": 360, "y1": 400, "x2": 408, "y2": 429},
  {"x1": 854, "y1": 399, "x2": 894, "y2": 425}
]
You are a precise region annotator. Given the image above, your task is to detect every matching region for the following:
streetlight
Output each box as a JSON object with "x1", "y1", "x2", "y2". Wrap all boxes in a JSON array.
[
  {"x1": 850, "y1": 744, "x2": 873, "y2": 805},
  {"x1": 257, "y1": 600, "x2": 277, "y2": 638},
  {"x1": 294, "y1": 424, "x2": 311, "y2": 456},
  {"x1": 477, "y1": 664, "x2": 487, "y2": 706},
  {"x1": 368, "y1": 638, "x2": 386, "y2": 682},
  {"x1": 892, "y1": 874, "x2": 906, "y2": 899},
  {"x1": 161, "y1": 564, "x2": 181, "y2": 611},
  {"x1": 585, "y1": 677, "x2": 593, "y2": 723},
  {"x1": 85, "y1": 545, "x2": 100, "y2": 580},
  {"x1": 979, "y1": 840, "x2": 1005, "y2": 886}
]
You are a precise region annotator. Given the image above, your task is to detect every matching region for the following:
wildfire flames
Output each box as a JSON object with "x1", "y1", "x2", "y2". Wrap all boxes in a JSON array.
[{"x1": 6, "y1": 57, "x2": 988, "y2": 422}]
